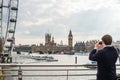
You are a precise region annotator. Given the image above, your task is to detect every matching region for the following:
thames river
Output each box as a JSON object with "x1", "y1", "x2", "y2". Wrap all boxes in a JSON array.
[
  {"x1": 4, "y1": 52, "x2": 120, "y2": 80},
  {"x1": 12, "y1": 52, "x2": 91, "y2": 65}
]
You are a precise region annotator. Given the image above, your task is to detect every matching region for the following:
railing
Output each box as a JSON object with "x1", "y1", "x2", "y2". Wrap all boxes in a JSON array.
[{"x1": 0, "y1": 64, "x2": 120, "y2": 80}]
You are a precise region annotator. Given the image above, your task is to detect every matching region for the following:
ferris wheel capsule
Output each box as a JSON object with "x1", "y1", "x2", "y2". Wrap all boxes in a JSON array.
[
  {"x1": 11, "y1": 7, "x2": 18, "y2": 10},
  {"x1": 0, "y1": 6, "x2": 2, "y2": 8},
  {"x1": 5, "y1": 45, "x2": 11, "y2": 48},
  {"x1": 7, "y1": 38, "x2": 13, "y2": 42},
  {"x1": 8, "y1": 29, "x2": 15, "y2": 33},
  {"x1": 10, "y1": 19, "x2": 16, "y2": 22}
]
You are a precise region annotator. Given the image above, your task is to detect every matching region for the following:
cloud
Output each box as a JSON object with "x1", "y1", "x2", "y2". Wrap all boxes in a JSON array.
[
  {"x1": 24, "y1": 30, "x2": 31, "y2": 35},
  {"x1": 14, "y1": 0, "x2": 120, "y2": 45}
]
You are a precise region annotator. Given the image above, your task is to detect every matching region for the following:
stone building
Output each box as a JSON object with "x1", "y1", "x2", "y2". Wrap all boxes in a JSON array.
[
  {"x1": 14, "y1": 45, "x2": 32, "y2": 53},
  {"x1": 74, "y1": 41, "x2": 85, "y2": 52},
  {"x1": 32, "y1": 30, "x2": 73, "y2": 54},
  {"x1": 112, "y1": 41, "x2": 120, "y2": 49},
  {"x1": 74, "y1": 40, "x2": 98, "y2": 53},
  {"x1": 68, "y1": 30, "x2": 73, "y2": 50}
]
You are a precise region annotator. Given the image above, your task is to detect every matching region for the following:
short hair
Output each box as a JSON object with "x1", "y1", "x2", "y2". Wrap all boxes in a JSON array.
[{"x1": 102, "y1": 34, "x2": 112, "y2": 45}]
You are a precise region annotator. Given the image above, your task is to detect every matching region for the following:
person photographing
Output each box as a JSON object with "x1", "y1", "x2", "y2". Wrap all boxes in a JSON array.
[{"x1": 89, "y1": 34, "x2": 119, "y2": 80}]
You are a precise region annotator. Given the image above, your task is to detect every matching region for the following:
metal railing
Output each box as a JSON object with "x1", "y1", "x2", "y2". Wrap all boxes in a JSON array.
[{"x1": 0, "y1": 64, "x2": 120, "y2": 80}]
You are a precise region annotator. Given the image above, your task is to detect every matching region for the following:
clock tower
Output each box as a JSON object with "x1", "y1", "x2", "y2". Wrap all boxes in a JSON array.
[{"x1": 68, "y1": 30, "x2": 73, "y2": 50}]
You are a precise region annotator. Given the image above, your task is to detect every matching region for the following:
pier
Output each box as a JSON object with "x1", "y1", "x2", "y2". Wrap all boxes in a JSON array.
[{"x1": 0, "y1": 64, "x2": 120, "y2": 80}]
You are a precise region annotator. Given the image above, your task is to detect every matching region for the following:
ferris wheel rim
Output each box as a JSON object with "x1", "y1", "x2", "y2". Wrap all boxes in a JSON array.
[{"x1": 0, "y1": 0, "x2": 19, "y2": 54}]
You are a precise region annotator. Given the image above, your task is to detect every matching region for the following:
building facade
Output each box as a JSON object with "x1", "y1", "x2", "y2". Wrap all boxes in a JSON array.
[
  {"x1": 68, "y1": 30, "x2": 73, "y2": 50},
  {"x1": 74, "y1": 40, "x2": 98, "y2": 53},
  {"x1": 32, "y1": 30, "x2": 73, "y2": 54}
]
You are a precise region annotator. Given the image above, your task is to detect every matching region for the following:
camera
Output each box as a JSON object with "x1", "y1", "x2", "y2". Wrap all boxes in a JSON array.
[{"x1": 99, "y1": 41, "x2": 102, "y2": 45}]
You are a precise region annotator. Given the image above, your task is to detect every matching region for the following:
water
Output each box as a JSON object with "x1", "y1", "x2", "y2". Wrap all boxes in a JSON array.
[
  {"x1": 5, "y1": 52, "x2": 96, "y2": 80},
  {"x1": 7, "y1": 52, "x2": 120, "y2": 80},
  {"x1": 12, "y1": 52, "x2": 91, "y2": 65}
]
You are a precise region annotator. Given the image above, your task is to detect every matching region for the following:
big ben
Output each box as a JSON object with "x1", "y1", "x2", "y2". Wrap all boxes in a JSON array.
[{"x1": 68, "y1": 30, "x2": 73, "y2": 50}]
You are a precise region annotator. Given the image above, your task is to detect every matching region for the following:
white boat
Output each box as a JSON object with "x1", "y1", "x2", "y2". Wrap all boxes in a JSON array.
[
  {"x1": 31, "y1": 56, "x2": 46, "y2": 60},
  {"x1": 46, "y1": 57, "x2": 58, "y2": 62},
  {"x1": 83, "y1": 61, "x2": 97, "y2": 69},
  {"x1": 30, "y1": 54, "x2": 58, "y2": 62}
]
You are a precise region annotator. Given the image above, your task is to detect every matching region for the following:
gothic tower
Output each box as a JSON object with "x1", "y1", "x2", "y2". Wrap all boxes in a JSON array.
[
  {"x1": 52, "y1": 37, "x2": 54, "y2": 43},
  {"x1": 68, "y1": 30, "x2": 73, "y2": 50},
  {"x1": 45, "y1": 33, "x2": 51, "y2": 45}
]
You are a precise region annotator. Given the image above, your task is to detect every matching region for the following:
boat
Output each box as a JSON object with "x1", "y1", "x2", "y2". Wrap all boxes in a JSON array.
[
  {"x1": 30, "y1": 54, "x2": 58, "y2": 62},
  {"x1": 31, "y1": 56, "x2": 46, "y2": 60},
  {"x1": 46, "y1": 57, "x2": 58, "y2": 62},
  {"x1": 36, "y1": 56, "x2": 58, "y2": 62},
  {"x1": 64, "y1": 51, "x2": 75, "y2": 55},
  {"x1": 83, "y1": 61, "x2": 97, "y2": 69},
  {"x1": 91, "y1": 61, "x2": 97, "y2": 65}
]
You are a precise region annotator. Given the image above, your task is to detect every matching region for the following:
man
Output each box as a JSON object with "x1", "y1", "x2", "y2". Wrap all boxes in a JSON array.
[{"x1": 89, "y1": 34, "x2": 119, "y2": 80}]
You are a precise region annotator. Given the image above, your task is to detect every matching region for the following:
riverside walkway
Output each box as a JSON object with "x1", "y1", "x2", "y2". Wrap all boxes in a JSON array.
[{"x1": 0, "y1": 64, "x2": 120, "y2": 80}]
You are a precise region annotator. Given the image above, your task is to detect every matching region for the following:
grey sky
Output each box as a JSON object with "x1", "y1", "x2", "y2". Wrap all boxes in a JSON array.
[{"x1": 15, "y1": 0, "x2": 120, "y2": 45}]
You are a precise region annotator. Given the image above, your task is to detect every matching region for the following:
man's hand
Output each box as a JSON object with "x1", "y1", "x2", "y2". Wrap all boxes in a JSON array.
[{"x1": 94, "y1": 42, "x2": 100, "y2": 49}]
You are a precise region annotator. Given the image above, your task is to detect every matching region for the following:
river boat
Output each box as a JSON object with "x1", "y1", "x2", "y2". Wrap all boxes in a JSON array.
[
  {"x1": 64, "y1": 51, "x2": 75, "y2": 55},
  {"x1": 83, "y1": 61, "x2": 97, "y2": 69},
  {"x1": 46, "y1": 57, "x2": 58, "y2": 62},
  {"x1": 30, "y1": 54, "x2": 58, "y2": 62}
]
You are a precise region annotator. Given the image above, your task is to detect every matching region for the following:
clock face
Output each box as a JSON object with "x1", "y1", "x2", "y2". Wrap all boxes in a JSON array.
[{"x1": 69, "y1": 36, "x2": 72, "y2": 39}]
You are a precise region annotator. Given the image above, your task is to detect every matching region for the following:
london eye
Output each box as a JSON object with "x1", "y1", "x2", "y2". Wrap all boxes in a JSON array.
[{"x1": 0, "y1": 0, "x2": 19, "y2": 62}]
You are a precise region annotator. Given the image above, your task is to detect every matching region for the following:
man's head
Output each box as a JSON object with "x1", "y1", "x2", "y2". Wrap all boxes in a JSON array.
[{"x1": 101, "y1": 34, "x2": 112, "y2": 45}]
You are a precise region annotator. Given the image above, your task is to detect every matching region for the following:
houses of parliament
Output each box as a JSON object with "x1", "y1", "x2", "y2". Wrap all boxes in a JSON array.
[{"x1": 31, "y1": 30, "x2": 73, "y2": 53}]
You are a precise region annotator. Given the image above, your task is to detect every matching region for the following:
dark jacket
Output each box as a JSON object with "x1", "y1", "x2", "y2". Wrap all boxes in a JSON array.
[{"x1": 89, "y1": 46, "x2": 119, "y2": 80}]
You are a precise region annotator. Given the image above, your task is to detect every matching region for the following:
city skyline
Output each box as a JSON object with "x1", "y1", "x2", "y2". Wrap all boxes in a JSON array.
[{"x1": 15, "y1": 0, "x2": 120, "y2": 45}]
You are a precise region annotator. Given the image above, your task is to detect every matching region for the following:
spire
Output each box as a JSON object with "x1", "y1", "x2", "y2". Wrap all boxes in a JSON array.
[
  {"x1": 68, "y1": 30, "x2": 73, "y2": 50},
  {"x1": 68, "y1": 30, "x2": 72, "y2": 37},
  {"x1": 60, "y1": 40, "x2": 63, "y2": 45},
  {"x1": 52, "y1": 36, "x2": 54, "y2": 43}
]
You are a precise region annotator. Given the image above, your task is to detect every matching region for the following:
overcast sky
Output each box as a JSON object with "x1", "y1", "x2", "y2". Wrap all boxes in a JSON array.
[{"x1": 14, "y1": 0, "x2": 120, "y2": 45}]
